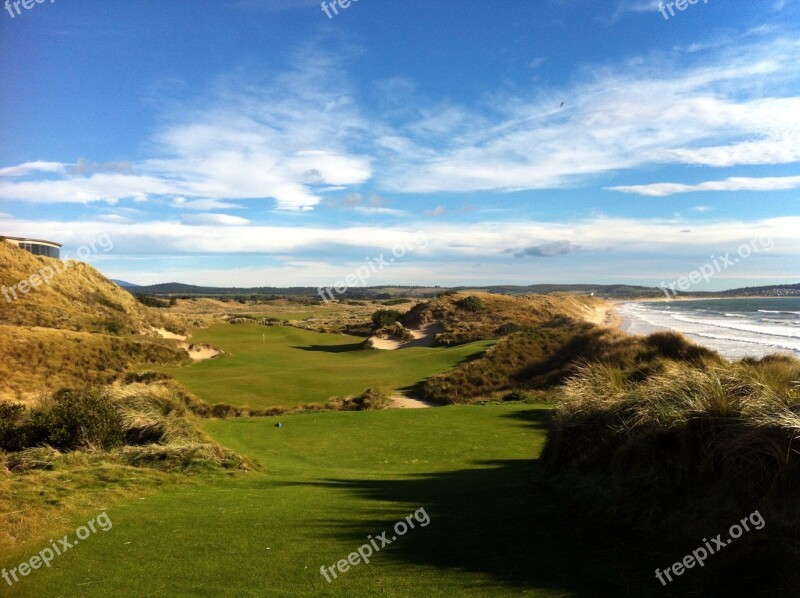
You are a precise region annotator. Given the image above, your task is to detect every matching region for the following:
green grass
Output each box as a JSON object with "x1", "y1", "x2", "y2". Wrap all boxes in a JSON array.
[
  {"x1": 161, "y1": 324, "x2": 492, "y2": 408},
  {"x1": 244, "y1": 310, "x2": 340, "y2": 321},
  {"x1": 1, "y1": 405, "x2": 663, "y2": 597},
  {"x1": 0, "y1": 406, "x2": 555, "y2": 597}
]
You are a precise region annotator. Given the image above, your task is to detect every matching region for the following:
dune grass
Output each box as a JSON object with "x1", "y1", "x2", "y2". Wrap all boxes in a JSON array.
[
  {"x1": 0, "y1": 326, "x2": 189, "y2": 403},
  {"x1": 541, "y1": 355, "x2": 800, "y2": 595},
  {"x1": 422, "y1": 321, "x2": 722, "y2": 404},
  {"x1": 0, "y1": 404, "x2": 661, "y2": 597},
  {"x1": 160, "y1": 324, "x2": 492, "y2": 409}
]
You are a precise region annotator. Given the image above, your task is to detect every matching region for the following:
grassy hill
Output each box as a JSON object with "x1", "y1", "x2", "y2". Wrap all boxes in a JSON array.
[
  {"x1": 422, "y1": 319, "x2": 721, "y2": 404},
  {"x1": 0, "y1": 326, "x2": 189, "y2": 401},
  {"x1": 401, "y1": 291, "x2": 608, "y2": 345},
  {"x1": 0, "y1": 240, "x2": 183, "y2": 335},
  {"x1": 0, "y1": 241, "x2": 190, "y2": 400}
]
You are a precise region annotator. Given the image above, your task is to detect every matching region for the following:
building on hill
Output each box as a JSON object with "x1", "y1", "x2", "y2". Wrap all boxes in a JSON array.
[{"x1": 2, "y1": 236, "x2": 62, "y2": 258}]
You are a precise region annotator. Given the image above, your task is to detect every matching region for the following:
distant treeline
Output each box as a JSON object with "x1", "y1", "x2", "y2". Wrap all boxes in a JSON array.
[{"x1": 123, "y1": 281, "x2": 800, "y2": 301}]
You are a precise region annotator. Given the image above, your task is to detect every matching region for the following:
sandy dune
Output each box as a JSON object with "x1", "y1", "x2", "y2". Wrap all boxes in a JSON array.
[{"x1": 581, "y1": 304, "x2": 622, "y2": 328}]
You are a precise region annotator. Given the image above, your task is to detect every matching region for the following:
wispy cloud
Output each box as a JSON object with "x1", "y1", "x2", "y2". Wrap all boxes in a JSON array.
[
  {"x1": 1, "y1": 33, "x2": 798, "y2": 213},
  {"x1": 380, "y1": 37, "x2": 800, "y2": 194},
  {"x1": 0, "y1": 48, "x2": 372, "y2": 211},
  {"x1": 424, "y1": 206, "x2": 446, "y2": 218},
  {"x1": 170, "y1": 197, "x2": 243, "y2": 211},
  {"x1": 609, "y1": 175, "x2": 800, "y2": 196},
  {"x1": 0, "y1": 161, "x2": 65, "y2": 177},
  {"x1": 612, "y1": 0, "x2": 662, "y2": 21},
  {"x1": 181, "y1": 213, "x2": 251, "y2": 226}
]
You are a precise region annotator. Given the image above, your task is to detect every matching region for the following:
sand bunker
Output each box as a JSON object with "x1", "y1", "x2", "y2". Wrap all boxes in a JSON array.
[
  {"x1": 180, "y1": 343, "x2": 223, "y2": 361},
  {"x1": 369, "y1": 323, "x2": 442, "y2": 351},
  {"x1": 389, "y1": 394, "x2": 434, "y2": 409},
  {"x1": 151, "y1": 327, "x2": 188, "y2": 341}
]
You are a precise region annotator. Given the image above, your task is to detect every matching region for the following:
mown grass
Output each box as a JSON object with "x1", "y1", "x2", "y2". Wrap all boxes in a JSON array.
[
  {"x1": 0, "y1": 405, "x2": 664, "y2": 597},
  {"x1": 160, "y1": 324, "x2": 492, "y2": 409}
]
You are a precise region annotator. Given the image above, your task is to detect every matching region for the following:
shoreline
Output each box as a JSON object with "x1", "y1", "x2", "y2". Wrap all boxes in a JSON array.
[{"x1": 613, "y1": 296, "x2": 800, "y2": 360}]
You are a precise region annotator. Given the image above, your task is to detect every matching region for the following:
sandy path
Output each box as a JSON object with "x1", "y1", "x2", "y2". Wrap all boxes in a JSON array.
[{"x1": 369, "y1": 323, "x2": 442, "y2": 351}]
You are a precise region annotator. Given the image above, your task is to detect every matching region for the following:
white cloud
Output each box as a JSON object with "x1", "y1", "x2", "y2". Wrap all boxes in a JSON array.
[
  {"x1": 4, "y1": 214, "x2": 798, "y2": 259},
  {"x1": 0, "y1": 161, "x2": 66, "y2": 177},
  {"x1": 96, "y1": 214, "x2": 132, "y2": 224},
  {"x1": 380, "y1": 37, "x2": 800, "y2": 194},
  {"x1": 612, "y1": 0, "x2": 662, "y2": 20},
  {"x1": 609, "y1": 175, "x2": 800, "y2": 197},
  {"x1": 1, "y1": 35, "x2": 798, "y2": 210},
  {"x1": 0, "y1": 48, "x2": 371, "y2": 211},
  {"x1": 0, "y1": 172, "x2": 179, "y2": 204},
  {"x1": 170, "y1": 197, "x2": 243, "y2": 211},
  {"x1": 182, "y1": 213, "x2": 251, "y2": 226}
]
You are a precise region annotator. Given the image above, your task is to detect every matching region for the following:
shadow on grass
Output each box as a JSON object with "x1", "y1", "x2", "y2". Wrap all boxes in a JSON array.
[
  {"x1": 292, "y1": 343, "x2": 368, "y2": 353},
  {"x1": 502, "y1": 407, "x2": 555, "y2": 429},
  {"x1": 286, "y1": 457, "x2": 665, "y2": 596}
]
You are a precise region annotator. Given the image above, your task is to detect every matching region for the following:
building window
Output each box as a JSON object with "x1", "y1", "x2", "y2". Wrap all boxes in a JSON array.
[{"x1": 15, "y1": 242, "x2": 60, "y2": 259}]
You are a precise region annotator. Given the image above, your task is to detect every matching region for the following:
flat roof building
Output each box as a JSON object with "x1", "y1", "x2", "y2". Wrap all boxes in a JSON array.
[{"x1": 3, "y1": 236, "x2": 62, "y2": 259}]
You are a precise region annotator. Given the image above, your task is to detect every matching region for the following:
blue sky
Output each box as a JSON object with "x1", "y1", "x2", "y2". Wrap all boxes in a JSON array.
[{"x1": 1, "y1": 0, "x2": 798, "y2": 290}]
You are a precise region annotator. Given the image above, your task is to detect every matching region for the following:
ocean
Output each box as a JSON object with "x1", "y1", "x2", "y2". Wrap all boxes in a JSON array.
[{"x1": 618, "y1": 297, "x2": 800, "y2": 360}]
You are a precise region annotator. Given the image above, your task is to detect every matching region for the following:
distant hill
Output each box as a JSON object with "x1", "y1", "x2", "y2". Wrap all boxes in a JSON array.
[
  {"x1": 125, "y1": 281, "x2": 800, "y2": 300},
  {"x1": 112, "y1": 279, "x2": 141, "y2": 289},
  {"x1": 716, "y1": 283, "x2": 800, "y2": 297},
  {"x1": 127, "y1": 282, "x2": 665, "y2": 299}
]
